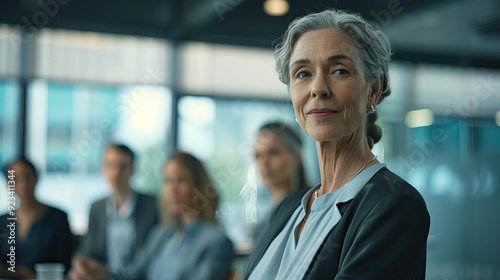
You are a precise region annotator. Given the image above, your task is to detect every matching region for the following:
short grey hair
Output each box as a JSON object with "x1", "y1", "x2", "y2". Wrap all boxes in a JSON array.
[{"x1": 274, "y1": 9, "x2": 392, "y2": 103}]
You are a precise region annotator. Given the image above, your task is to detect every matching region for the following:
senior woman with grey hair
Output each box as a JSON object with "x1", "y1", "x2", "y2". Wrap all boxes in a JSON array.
[{"x1": 244, "y1": 9, "x2": 430, "y2": 280}]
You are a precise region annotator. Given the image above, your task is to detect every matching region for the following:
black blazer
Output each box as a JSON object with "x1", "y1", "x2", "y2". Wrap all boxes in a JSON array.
[
  {"x1": 244, "y1": 168, "x2": 430, "y2": 280},
  {"x1": 81, "y1": 192, "x2": 159, "y2": 264}
]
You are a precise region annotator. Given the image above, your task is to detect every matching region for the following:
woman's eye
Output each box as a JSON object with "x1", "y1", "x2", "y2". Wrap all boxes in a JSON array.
[
  {"x1": 332, "y1": 69, "x2": 349, "y2": 75},
  {"x1": 296, "y1": 71, "x2": 311, "y2": 79},
  {"x1": 269, "y1": 148, "x2": 280, "y2": 156}
]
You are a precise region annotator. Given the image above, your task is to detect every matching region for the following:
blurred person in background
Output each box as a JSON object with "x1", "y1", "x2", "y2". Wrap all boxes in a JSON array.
[
  {"x1": 77, "y1": 143, "x2": 159, "y2": 273},
  {"x1": 245, "y1": 9, "x2": 430, "y2": 279},
  {"x1": 252, "y1": 121, "x2": 310, "y2": 243},
  {"x1": 0, "y1": 158, "x2": 73, "y2": 279},
  {"x1": 70, "y1": 151, "x2": 234, "y2": 280}
]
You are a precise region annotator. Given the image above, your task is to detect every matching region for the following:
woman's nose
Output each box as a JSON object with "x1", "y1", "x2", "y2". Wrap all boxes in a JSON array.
[
  {"x1": 167, "y1": 183, "x2": 178, "y2": 193},
  {"x1": 260, "y1": 155, "x2": 270, "y2": 166},
  {"x1": 310, "y1": 73, "x2": 331, "y2": 98}
]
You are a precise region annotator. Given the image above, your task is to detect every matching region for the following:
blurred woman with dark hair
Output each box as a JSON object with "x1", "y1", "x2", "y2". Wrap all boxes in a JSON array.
[
  {"x1": 252, "y1": 121, "x2": 310, "y2": 243},
  {"x1": 254, "y1": 122, "x2": 309, "y2": 203},
  {"x1": 0, "y1": 158, "x2": 73, "y2": 279}
]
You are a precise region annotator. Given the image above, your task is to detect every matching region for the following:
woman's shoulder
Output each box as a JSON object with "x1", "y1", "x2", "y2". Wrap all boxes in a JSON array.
[
  {"x1": 362, "y1": 167, "x2": 427, "y2": 206},
  {"x1": 341, "y1": 167, "x2": 430, "y2": 230},
  {"x1": 0, "y1": 213, "x2": 11, "y2": 229},
  {"x1": 199, "y1": 221, "x2": 228, "y2": 235},
  {"x1": 44, "y1": 205, "x2": 69, "y2": 218},
  {"x1": 197, "y1": 222, "x2": 233, "y2": 245},
  {"x1": 36, "y1": 205, "x2": 72, "y2": 230}
]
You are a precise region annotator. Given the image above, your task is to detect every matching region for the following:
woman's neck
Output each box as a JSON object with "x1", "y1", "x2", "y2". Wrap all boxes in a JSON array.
[
  {"x1": 175, "y1": 211, "x2": 199, "y2": 227},
  {"x1": 269, "y1": 178, "x2": 294, "y2": 205},
  {"x1": 17, "y1": 196, "x2": 43, "y2": 215},
  {"x1": 271, "y1": 187, "x2": 290, "y2": 205},
  {"x1": 317, "y1": 131, "x2": 377, "y2": 194}
]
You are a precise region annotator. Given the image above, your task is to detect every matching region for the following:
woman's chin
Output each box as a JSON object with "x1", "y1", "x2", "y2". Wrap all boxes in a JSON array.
[
  {"x1": 309, "y1": 134, "x2": 336, "y2": 143},
  {"x1": 16, "y1": 192, "x2": 28, "y2": 200},
  {"x1": 168, "y1": 206, "x2": 180, "y2": 215},
  {"x1": 262, "y1": 178, "x2": 274, "y2": 187}
]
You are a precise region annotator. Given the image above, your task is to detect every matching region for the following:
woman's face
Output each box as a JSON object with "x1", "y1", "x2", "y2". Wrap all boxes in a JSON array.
[
  {"x1": 254, "y1": 131, "x2": 300, "y2": 190},
  {"x1": 9, "y1": 162, "x2": 37, "y2": 199},
  {"x1": 289, "y1": 28, "x2": 376, "y2": 143},
  {"x1": 163, "y1": 160, "x2": 195, "y2": 216}
]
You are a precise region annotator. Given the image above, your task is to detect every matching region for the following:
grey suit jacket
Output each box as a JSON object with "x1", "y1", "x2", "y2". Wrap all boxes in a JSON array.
[
  {"x1": 114, "y1": 222, "x2": 235, "y2": 280},
  {"x1": 81, "y1": 192, "x2": 159, "y2": 264}
]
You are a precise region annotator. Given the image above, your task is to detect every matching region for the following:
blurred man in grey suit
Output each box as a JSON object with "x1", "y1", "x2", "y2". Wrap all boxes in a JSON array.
[{"x1": 79, "y1": 143, "x2": 159, "y2": 271}]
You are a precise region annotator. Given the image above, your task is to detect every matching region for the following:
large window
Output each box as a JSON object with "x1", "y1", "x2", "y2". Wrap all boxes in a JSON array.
[
  {"x1": 382, "y1": 115, "x2": 500, "y2": 279},
  {"x1": 0, "y1": 81, "x2": 19, "y2": 214},
  {"x1": 0, "y1": 81, "x2": 19, "y2": 164},
  {"x1": 472, "y1": 118, "x2": 500, "y2": 156},
  {"x1": 25, "y1": 82, "x2": 171, "y2": 234}
]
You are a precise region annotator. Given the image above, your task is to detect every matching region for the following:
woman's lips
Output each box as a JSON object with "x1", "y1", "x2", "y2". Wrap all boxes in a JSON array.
[
  {"x1": 260, "y1": 171, "x2": 272, "y2": 179},
  {"x1": 308, "y1": 109, "x2": 338, "y2": 117},
  {"x1": 169, "y1": 198, "x2": 179, "y2": 205}
]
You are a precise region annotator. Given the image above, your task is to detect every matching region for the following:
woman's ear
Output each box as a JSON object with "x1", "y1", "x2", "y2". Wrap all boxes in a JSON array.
[{"x1": 369, "y1": 74, "x2": 384, "y2": 106}]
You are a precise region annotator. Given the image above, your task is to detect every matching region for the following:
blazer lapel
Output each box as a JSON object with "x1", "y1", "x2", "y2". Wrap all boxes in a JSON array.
[
  {"x1": 133, "y1": 193, "x2": 144, "y2": 251},
  {"x1": 96, "y1": 199, "x2": 108, "y2": 263},
  {"x1": 244, "y1": 187, "x2": 311, "y2": 279}
]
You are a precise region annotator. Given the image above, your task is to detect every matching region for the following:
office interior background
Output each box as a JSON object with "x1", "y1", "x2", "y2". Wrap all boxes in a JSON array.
[{"x1": 0, "y1": 0, "x2": 499, "y2": 279}]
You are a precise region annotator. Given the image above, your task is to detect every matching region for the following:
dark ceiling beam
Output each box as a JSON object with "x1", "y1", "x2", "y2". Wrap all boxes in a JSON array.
[
  {"x1": 180, "y1": 0, "x2": 220, "y2": 28},
  {"x1": 171, "y1": 0, "x2": 246, "y2": 39}
]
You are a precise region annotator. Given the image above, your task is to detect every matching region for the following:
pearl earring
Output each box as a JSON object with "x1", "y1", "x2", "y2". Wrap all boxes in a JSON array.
[{"x1": 368, "y1": 105, "x2": 376, "y2": 114}]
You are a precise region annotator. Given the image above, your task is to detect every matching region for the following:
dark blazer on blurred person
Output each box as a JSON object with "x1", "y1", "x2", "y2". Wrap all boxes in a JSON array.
[{"x1": 80, "y1": 192, "x2": 159, "y2": 264}]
